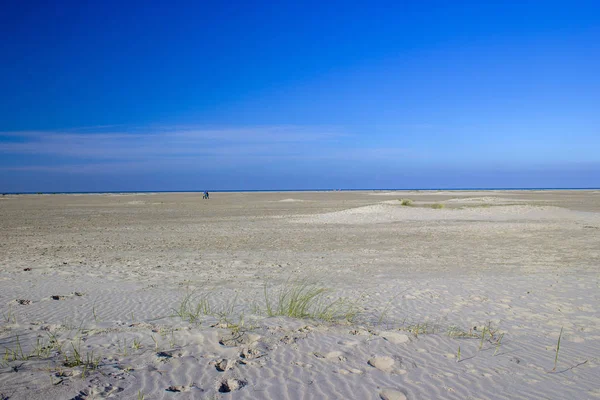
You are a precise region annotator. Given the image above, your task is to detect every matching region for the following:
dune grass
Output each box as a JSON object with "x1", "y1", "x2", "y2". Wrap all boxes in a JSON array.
[
  {"x1": 3, "y1": 335, "x2": 26, "y2": 362},
  {"x1": 553, "y1": 327, "x2": 563, "y2": 371},
  {"x1": 399, "y1": 322, "x2": 438, "y2": 337},
  {"x1": 172, "y1": 279, "x2": 358, "y2": 324},
  {"x1": 447, "y1": 325, "x2": 479, "y2": 338},
  {"x1": 2, "y1": 330, "x2": 102, "y2": 379},
  {"x1": 173, "y1": 292, "x2": 212, "y2": 323},
  {"x1": 173, "y1": 288, "x2": 242, "y2": 326},
  {"x1": 63, "y1": 339, "x2": 100, "y2": 372},
  {"x1": 399, "y1": 199, "x2": 413, "y2": 206},
  {"x1": 264, "y1": 279, "x2": 358, "y2": 322},
  {"x1": 2, "y1": 305, "x2": 16, "y2": 324},
  {"x1": 430, "y1": 203, "x2": 445, "y2": 209}
]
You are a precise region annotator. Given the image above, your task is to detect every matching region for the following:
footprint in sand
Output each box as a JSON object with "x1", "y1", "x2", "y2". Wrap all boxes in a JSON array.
[
  {"x1": 379, "y1": 331, "x2": 410, "y2": 344},
  {"x1": 314, "y1": 351, "x2": 347, "y2": 362},
  {"x1": 166, "y1": 385, "x2": 192, "y2": 393},
  {"x1": 156, "y1": 350, "x2": 182, "y2": 362},
  {"x1": 379, "y1": 388, "x2": 408, "y2": 400},
  {"x1": 368, "y1": 356, "x2": 407, "y2": 374},
  {"x1": 217, "y1": 378, "x2": 247, "y2": 393},
  {"x1": 240, "y1": 346, "x2": 263, "y2": 360},
  {"x1": 369, "y1": 356, "x2": 395, "y2": 372},
  {"x1": 76, "y1": 384, "x2": 124, "y2": 398},
  {"x1": 214, "y1": 358, "x2": 236, "y2": 372},
  {"x1": 293, "y1": 361, "x2": 314, "y2": 368},
  {"x1": 338, "y1": 368, "x2": 363, "y2": 375}
]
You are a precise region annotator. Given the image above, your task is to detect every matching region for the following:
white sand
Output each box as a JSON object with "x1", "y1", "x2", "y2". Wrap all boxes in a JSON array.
[{"x1": 1, "y1": 191, "x2": 599, "y2": 399}]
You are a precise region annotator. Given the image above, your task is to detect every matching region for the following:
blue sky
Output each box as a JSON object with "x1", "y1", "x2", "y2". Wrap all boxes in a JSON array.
[{"x1": 1, "y1": 1, "x2": 599, "y2": 191}]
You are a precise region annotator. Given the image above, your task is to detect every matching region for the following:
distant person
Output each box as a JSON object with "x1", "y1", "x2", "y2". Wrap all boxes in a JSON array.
[{"x1": 203, "y1": 191, "x2": 209, "y2": 199}]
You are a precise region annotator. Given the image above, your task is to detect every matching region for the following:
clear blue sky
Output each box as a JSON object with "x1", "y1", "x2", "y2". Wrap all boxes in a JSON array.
[{"x1": 1, "y1": 1, "x2": 599, "y2": 192}]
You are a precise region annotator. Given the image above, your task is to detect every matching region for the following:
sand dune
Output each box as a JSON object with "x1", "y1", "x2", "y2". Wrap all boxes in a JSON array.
[
  {"x1": 444, "y1": 196, "x2": 522, "y2": 203},
  {"x1": 295, "y1": 202, "x2": 600, "y2": 225}
]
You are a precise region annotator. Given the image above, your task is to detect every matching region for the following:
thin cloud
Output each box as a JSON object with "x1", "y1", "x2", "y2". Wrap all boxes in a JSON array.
[
  {"x1": 0, "y1": 125, "x2": 417, "y2": 173},
  {"x1": 0, "y1": 125, "x2": 344, "y2": 158}
]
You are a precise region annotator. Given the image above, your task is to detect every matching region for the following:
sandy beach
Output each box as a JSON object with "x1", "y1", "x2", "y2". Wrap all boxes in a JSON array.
[{"x1": 1, "y1": 190, "x2": 599, "y2": 399}]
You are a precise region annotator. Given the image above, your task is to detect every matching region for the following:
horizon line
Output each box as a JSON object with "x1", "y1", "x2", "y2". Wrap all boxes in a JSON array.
[{"x1": 2, "y1": 187, "x2": 599, "y2": 195}]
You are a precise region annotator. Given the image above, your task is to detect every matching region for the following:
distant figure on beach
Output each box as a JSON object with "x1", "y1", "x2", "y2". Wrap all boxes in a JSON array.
[{"x1": 203, "y1": 191, "x2": 209, "y2": 199}]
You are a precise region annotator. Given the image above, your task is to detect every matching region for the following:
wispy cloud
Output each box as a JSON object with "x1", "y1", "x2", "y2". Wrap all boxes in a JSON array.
[
  {"x1": 0, "y1": 125, "x2": 414, "y2": 174},
  {"x1": 0, "y1": 125, "x2": 343, "y2": 158}
]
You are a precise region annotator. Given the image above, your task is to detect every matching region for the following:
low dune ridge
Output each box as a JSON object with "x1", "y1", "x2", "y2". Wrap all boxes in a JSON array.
[
  {"x1": 293, "y1": 202, "x2": 600, "y2": 225},
  {"x1": 1, "y1": 191, "x2": 599, "y2": 399},
  {"x1": 444, "y1": 196, "x2": 524, "y2": 203}
]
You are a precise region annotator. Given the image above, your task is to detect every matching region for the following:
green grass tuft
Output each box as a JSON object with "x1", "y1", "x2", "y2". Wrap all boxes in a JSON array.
[
  {"x1": 173, "y1": 292, "x2": 212, "y2": 323},
  {"x1": 264, "y1": 279, "x2": 357, "y2": 322}
]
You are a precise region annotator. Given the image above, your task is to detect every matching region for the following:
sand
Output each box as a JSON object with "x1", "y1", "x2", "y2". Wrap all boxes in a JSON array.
[{"x1": 0, "y1": 190, "x2": 599, "y2": 399}]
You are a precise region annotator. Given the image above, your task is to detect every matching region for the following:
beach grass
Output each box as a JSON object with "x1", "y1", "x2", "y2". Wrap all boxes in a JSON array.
[
  {"x1": 173, "y1": 292, "x2": 212, "y2": 323},
  {"x1": 553, "y1": 327, "x2": 563, "y2": 371},
  {"x1": 264, "y1": 279, "x2": 357, "y2": 322}
]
